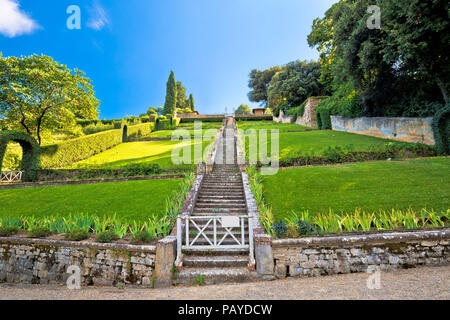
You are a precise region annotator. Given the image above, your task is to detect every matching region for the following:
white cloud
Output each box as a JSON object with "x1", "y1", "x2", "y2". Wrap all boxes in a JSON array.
[
  {"x1": 0, "y1": 0, "x2": 39, "y2": 37},
  {"x1": 87, "y1": 2, "x2": 110, "y2": 31}
]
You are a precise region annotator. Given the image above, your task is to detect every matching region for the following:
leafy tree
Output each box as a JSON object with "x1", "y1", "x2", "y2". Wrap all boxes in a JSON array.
[
  {"x1": 382, "y1": 0, "x2": 449, "y2": 105},
  {"x1": 248, "y1": 66, "x2": 283, "y2": 106},
  {"x1": 0, "y1": 54, "x2": 99, "y2": 145},
  {"x1": 163, "y1": 71, "x2": 177, "y2": 116},
  {"x1": 235, "y1": 104, "x2": 251, "y2": 115},
  {"x1": 147, "y1": 107, "x2": 158, "y2": 115},
  {"x1": 176, "y1": 81, "x2": 187, "y2": 109},
  {"x1": 267, "y1": 60, "x2": 325, "y2": 110}
]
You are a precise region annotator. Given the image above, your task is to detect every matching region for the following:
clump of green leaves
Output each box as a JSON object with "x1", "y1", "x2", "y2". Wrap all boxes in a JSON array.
[
  {"x1": 131, "y1": 231, "x2": 153, "y2": 244},
  {"x1": 0, "y1": 226, "x2": 19, "y2": 237},
  {"x1": 96, "y1": 231, "x2": 119, "y2": 243},
  {"x1": 28, "y1": 227, "x2": 52, "y2": 239},
  {"x1": 65, "y1": 229, "x2": 90, "y2": 241},
  {"x1": 192, "y1": 275, "x2": 205, "y2": 286}
]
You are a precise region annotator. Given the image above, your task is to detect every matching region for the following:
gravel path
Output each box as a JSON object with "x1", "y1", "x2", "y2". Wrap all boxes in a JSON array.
[{"x1": 0, "y1": 266, "x2": 448, "y2": 300}]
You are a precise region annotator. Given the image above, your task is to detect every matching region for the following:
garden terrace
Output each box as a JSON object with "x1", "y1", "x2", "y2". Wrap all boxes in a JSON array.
[
  {"x1": 261, "y1": 157, "x2": 450, "y2": 223},
  {"x1": 0, "y1": 178, "x2": 183, "y2": 223}
]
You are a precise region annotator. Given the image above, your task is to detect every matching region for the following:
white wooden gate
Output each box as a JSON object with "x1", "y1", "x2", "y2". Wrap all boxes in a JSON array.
[{"x1": 0, "y1": 171, "x2": 23, "y2": 183}]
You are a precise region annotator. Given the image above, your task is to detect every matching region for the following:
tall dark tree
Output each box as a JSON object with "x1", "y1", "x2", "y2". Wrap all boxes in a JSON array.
[
  {"x1": 163, "y1": 71, "x2": 177, "y2": 116},
  {"x1": 188, "y1": 94, "x2": 195, "y2": 111},
  {"x1": 176, "y1": 81, "x2": 187, "y2": 109}
]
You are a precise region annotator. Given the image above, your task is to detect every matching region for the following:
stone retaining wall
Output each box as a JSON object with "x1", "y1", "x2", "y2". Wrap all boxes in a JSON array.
[
  {"x1": 272, "y1": 230, "x2": 449, "y2": 278},
  {"x1": 0, "y1": 237, "x2": 156, "y2": 286},
  {"x1": 295, "y1": 97, "x2": 321, "y2": 128},
  {"x1": 273, "y1": 110, "x2": 292, "y2": 124},
  {"x1": 331, "y1": 116, "x2": 435, "y2": 145}
]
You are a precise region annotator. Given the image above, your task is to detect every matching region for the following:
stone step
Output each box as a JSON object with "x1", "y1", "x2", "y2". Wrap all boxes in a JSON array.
[
  {"x1": 198, "y1": 195, "x2": 245, "y2": 200},
  {"x1": 183, "y1": 256, "x2": 248, "y2": 268},
  {"x1": 193, "y1": 208, "x2": 247, "y2": 214},
  {"x1": 201, "y1": 183, "x2": 243, "y2": 188},
  {"x1": 183, "y1": 248, "x2": 249, "y2": 256},
  {"x1": 200, "y1": 186, "x2": 243, "y2": 191},
  {"x1": 175, "y1": 267, "x2": 258, "y2": 285},
  {"x1": 196, "y1": 199, "x2": 245, "y2": 204},
  {"x1": 183, "y1": 238, "x2": 249, "y2": 246}
]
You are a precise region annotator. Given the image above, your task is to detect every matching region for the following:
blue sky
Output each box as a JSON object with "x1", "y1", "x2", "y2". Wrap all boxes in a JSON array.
[{"x1": 0, "y1": 0, "x2": 337, "y2": 119}]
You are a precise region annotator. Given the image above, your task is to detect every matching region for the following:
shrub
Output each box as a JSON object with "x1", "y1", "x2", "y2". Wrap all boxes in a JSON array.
[
  {"x1": 0, "y1": 226, "x2": 19, "y2": 237},
  {"x1": 131, "y1": 230, "x2": 153, "y2": 244},
  {"x1": 28, "y1": 227, "x2": 52, "y2": 238},
  {"x1": 271, "y1": 220, "x2": 288, "y2": 239},
  {"x1": 41, "y1": 129, "x2": 123, "y2": 168},
  {"x1": 235, "y1": 115, "x2": 274, "y2": 121},
  {"x1": 297, "y1": 220, "x2": 316, "y2": 236},
  {"x1": 96, "y1": 231, "x2": 119, "y2": 243},
  {"x1": 82, "y1": 123, "x2": 116, "y2": 135},
  {"x1": 65, "y1": 229, "x2": 90, "y2": 241}
]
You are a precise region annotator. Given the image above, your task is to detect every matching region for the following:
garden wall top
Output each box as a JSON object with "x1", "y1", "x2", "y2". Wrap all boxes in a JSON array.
[{"x1": 272, "y1": 229, "x2": 450, "y2": 248}]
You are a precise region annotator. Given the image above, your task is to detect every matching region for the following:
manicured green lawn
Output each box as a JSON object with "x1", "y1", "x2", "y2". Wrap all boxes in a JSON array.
[
  {"x1": 236, "y1": 120, "x2": 311, "y2": 132},
  {"x1": 0, "y1": 179, "x2": 183, "y2": 222},
  {"x1": 242, "y1": 130, "x2": 408, "y2": 162},
  {"x1": 262, "y1": 158, "x2": 450, "y2": 221},
  {"x1": 69, "y1": 139, "x2": 214, "y2": 169},
  {"x1": 148, "y1": 128, "x2": 220, "y2": 139}
]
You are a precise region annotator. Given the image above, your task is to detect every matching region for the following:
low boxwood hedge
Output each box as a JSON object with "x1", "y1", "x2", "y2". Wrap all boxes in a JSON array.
[{"x1": 180, "y1": 117, "x2": 225, "y2": 123}]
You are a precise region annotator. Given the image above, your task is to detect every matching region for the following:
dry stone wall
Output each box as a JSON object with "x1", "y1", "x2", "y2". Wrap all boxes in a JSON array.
[
  {"x1": 0, "y1": 237, "x2": 156, "y2": 286},
  {"x1": 272, "y1": 230, "x2": 449, "y2": 278}
]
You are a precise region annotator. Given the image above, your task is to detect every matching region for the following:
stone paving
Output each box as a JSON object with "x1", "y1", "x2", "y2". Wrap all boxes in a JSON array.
[{"x1": 0, "y1": 266, "x2": 448, "y2": 300}]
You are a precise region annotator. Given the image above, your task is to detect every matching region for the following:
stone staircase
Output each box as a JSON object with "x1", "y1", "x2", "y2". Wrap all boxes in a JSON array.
[{"x1": 175, "y1": 121, "x2": 257, "y2": 285}]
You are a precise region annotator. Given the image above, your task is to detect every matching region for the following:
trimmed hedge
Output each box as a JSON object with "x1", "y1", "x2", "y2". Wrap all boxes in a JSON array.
[
  {"x1": 180, "y1": 117, "x2": 225, "y2": 123},
  {"x1": 432, "y1": 105, "x2": 450, "y2": 155},
  {"x1": 235, "y1": 115, "x2": 274, "y2": 121},
  {"x1": 40, "y1": 129, "x2": 123, "y2": 169},
  {"x1": 0, "y1": 131, "x2": 41, "y2": 182},
  {"x1": 41, "y1": 122, "x2": 157, "y2": 168},
  {"x1": 127, "y1": 122, "x2": 155, "y2": 139}
]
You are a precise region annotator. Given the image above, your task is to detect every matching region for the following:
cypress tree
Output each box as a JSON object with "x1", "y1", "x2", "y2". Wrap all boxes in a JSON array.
[
  {"x1": 188, "y1": 94, "x2": 195, "y2": 111},
  {"x1": 163, "y1": 71, "x2": 177, "y2": 116}
]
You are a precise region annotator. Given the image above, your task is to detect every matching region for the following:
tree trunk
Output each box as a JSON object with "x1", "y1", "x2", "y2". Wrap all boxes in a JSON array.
[{"x1": 436, "y1": 76, "x2": 448, "y2": 105}]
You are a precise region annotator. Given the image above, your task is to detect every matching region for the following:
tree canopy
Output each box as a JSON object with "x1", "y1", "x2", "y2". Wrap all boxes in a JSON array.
[
  {"x1": 235, "y1": 104, "x2": 251, "y2": 115},
  {"x1": 0, "y1": 54, "x2": 99, "y2": 145},
  {"x1": 176, "y1": 81, "x2": 187, "y2": 109}
]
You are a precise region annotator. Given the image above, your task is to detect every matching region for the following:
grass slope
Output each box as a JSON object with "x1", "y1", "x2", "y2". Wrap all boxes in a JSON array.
[
  {"x1": 69, "y1": 139, "x2": 214, "y2": 169},
  {"x1": 262, "y1": 158, "x2": 450, "y2": 221},
  {"x1": 0, "y1": 179, "x2": 183, "y2": 222}
]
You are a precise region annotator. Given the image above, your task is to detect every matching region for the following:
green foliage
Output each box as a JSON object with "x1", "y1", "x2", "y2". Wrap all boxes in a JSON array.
[
  {"x1": 163, "y1": 71, "x2": 177, "y2": 116},
  {"x1": 271, "y1": 221, "x2": 288, "y2": 239},
  {"x1": 131, "y1": 230, "x2": 153, "y2": 244},
  {"x1": 126, "y1": 122, "x2": 155, "y2": 139},
  {"x1": 235, "y1": 115, "x2": 273, "y2": 121},
  {"x1": 0, "y1": 130, "x2": 40, "y2": 181},
  {"x1": 248, "y1": 66, "x2": 283, "y2": 105},
  {"x1": 82, "y1": 123, "x2": 116, "y2": 135},
  {"x1": 267, "y1": 60, "x2": 326, "y2": 110},
  {"x1": 0, "y1": 226, "x2": 19, "y2": 237},
  {"x1": 28, "y1": 227, "x2": 52, "y2": 238},
  {"x1": 192, "y1": 275, "x2": 205, "y2": 286},
  {"x1": 0, "y1": 54, "x2": 99, "y2": 145},
  {"x1": 176, "y1": 82, "x2": 187, "y2": 109},
  {"x1": 96, "y1": 231, "x2": 119, "y2": 243},
  {"x1": 432, "y1": 105, "x2": 450, "y2": 155},
  {"x1": 188, "y1": 94, "x2": 195, "y2": 112},
  {"x1": 65, "y1": 228, "x2": 90, "y2": 241},
  {"x1": 235, "y1": 104, "x2": 251, "y2": 115}
]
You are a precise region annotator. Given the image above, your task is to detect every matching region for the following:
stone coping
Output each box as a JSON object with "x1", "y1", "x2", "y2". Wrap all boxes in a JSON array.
[
  {"x1": 272, "y1": 229, "x2": 450, "y2": 248},
  {"x1": 0, "y1": 236, "x2": 156, "y2": 253}
]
